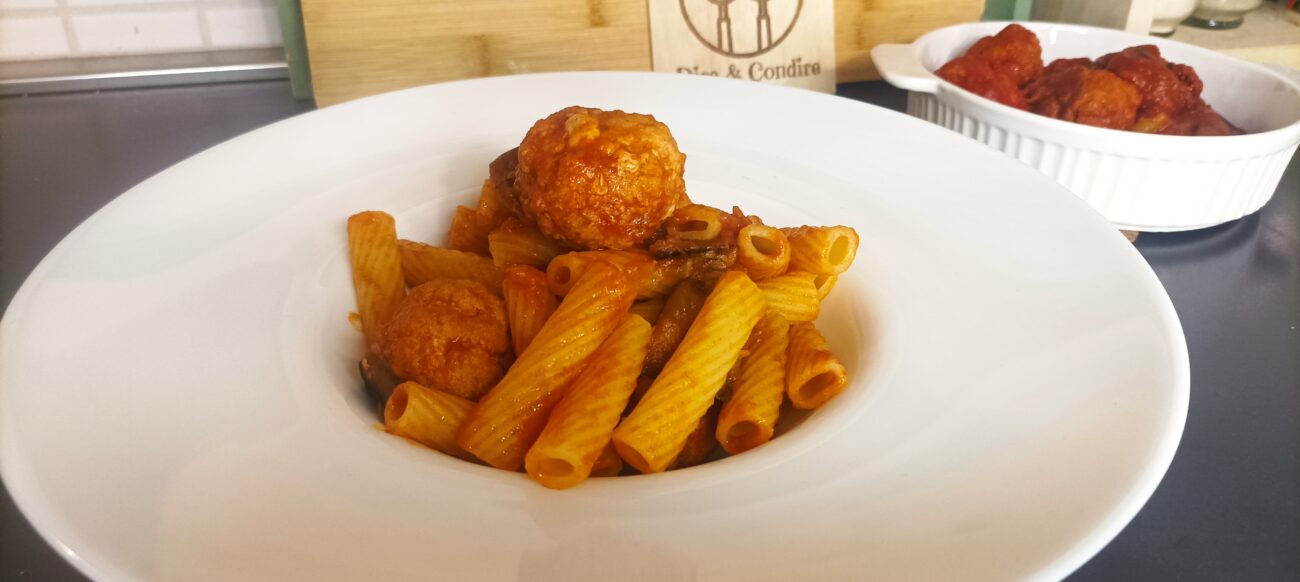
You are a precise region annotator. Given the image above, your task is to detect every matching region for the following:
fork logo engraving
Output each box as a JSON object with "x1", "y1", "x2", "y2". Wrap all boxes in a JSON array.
[{"x1": 679, "y1": 0, "x2": 802, "y2": 58}]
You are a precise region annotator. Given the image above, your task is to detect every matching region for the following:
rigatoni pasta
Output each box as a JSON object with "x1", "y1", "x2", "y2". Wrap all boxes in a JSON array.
[
  {"x1": 384, "y1": 381, "x2": 476, "y2": 460},
  {"x1": 717, "y1": 312, "x2": 790, "y2": 454},
  {"x1": 784, "y1": 225, "x2": 860, "y2": 275},
  {"x1": 397, "y1": 239, "x2": 504, "y2": 294},
  {"x1": 786, "y1": 322, "x2": 849, "y2": 409},
  {"x1": 546, "y1": 251, "x2": 650, "y2": 295},
  {"x1": 488, "y1": 217, "x2": 566, "y2": 268},
  {"x1": 813, "y1": 273, "x2": 838, "y2": 301},
  {"x1": 345, "y1": 107, "x2": 863, "y2": 488},
  {"x1": 457, "y1": 262, "x2": 635, "y2": 470},
  {"x1": 666, "y1": 204, "x2": 725, "y2": 241},
  {"x1": 500, "y1": 265, "x2": 558, "y2": 355},
  {"x1": 448, "y1": 205, "x2": 491, "y2": 255},
  {"x1": 525, "y1": 316, "x2": 651, "y2": 489},
  {"x1": 546, "y1": 250, "x2": 687, "y2": 299},
  {"x1": 755, "y1": 272, "x2": 820, "y2": 322},
  {"x1": 612, "y1": 271, "x2": 766, "y2": 474},
  {"x1": 474, "y1": 179, "x2": 510, "y2": 233},
  {"x1": 736, "y1": 223, "x2": 790, "y2": 280},
  {"x1": 346, "y1": 211, "x2": 407, "y2": 353}
]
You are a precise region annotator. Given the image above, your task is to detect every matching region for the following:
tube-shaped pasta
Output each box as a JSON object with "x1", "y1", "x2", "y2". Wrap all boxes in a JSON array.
[
  {"x1": 475, "y1": 179, "x2": 510, "y2": 233},
  {"x1": 756, "y1": 272, "x2": 820, "y2": 322},
  {"x1": 612, "y1": 271, "x2": 765, "y2": 474},
  {"x1": 347, "y1": 211, "x2": 407, "y2": 352},
  {"x1": 783, "y1": 226, "x2": 860, "y2": 275},
  {"x1": 448, "y1": 205, "x2": 491, "y2": 255},
  {"x1": 589, "y1": 441, "x2": 624, "y2": 477},
  {"x1": 717, "y1": 312, "x2": 790, "y2": 454},
  {"x1": 786, "y1": 322, "x2": 848, "y2": 409},
  {"x1": 643, "y1": 279, "x2": 709, "y2": 375},
  {"x1": 457, "y1": 262, "x2": 635, "y2": 470},
  {"x1": 525, "y1": 316, "x2": 651, "y2": 489},
  {"x1": 736, "y1": 223, "x2": 791, "y2": 280},
  {"x1": 813, "y1": 273, "x2": 838, "y2": 301},
  {"x1": 397, "y1": 239, "x2": 504, "y2": 294},
  {"x1": 544, "y1": 253, "x2": 587, "y2": 296},
  {"x1": 546, "y1": 250, "x2": 676, "y2": 299},
  {"x1": 501, "y1": 265, "x2": 558, "y2": 355},
  {"x1": 546, "y1": 251, "x2": 651, "y2": 295},
  {"x1": 666, "y1": 204, "x2": 724, "y2": 241},
  {"x1": 488, "y1": 217, "x2": 566, "y2": 268},
  {"x1": 384, "y1": 381, "x2": 475, "y2": 460}
]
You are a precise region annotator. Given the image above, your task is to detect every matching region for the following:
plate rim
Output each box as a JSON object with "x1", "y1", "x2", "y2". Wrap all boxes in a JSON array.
[{"x1": 0, "y1": 71, "x2": 1191, "y2": 582}]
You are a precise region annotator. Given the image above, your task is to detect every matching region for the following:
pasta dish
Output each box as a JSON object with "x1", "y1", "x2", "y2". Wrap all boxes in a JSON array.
[{"x1": 344, "y1": 106, "x2": 859, "y2": 489}]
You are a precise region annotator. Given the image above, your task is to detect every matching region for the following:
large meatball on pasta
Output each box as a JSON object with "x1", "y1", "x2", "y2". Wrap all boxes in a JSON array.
[
  {"x1": 514, "y1": 106, "x2": 687, "y2": 251},
  {"x1": 381, "y1": 279, "x2": 510, "y2": 400}
]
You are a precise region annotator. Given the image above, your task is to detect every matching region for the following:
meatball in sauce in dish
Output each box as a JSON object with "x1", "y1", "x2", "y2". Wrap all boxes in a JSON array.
[{"x1": 937, "y1": 24, "x2": 1244, "y2": 135}]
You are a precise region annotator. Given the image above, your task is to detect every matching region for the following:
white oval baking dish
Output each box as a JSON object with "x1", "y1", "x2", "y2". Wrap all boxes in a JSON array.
[{"x1": 872, "y1": 21, "x2": 1300, "y2": 232}]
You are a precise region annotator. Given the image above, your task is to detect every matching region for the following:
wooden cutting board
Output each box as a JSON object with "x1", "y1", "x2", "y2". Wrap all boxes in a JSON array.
[{"x1": 301, "y1": 0, "x2": 985, "y2": 107}]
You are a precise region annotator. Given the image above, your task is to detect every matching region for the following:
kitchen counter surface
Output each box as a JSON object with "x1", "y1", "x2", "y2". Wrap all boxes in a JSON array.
[{"x1": 2, "y1": 79, "x2": 1297, "y2": 581}]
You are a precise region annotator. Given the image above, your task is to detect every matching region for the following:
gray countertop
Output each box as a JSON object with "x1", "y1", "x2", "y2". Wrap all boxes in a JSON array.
[{"x1": 1, "y1": 79, "x2": 1297, "y2": 581}]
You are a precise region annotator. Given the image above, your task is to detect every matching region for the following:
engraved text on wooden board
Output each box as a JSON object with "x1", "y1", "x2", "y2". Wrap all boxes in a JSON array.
[{"x1": 648, "y1": 0, "x2": 836, "y2": 93}]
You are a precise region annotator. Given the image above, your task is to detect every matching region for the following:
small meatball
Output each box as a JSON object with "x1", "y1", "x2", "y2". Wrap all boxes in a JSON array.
[
  {"x1": 1130, "y1": 112, "x2": 1175, "y2": 134},
  {"x1": 1041, "y1": 57, "x2": 1094, "y2": 77},
  {"x1": 1027, "y1": 68, "x2": 1141, "y2": 130},
  {"x1": 1024, "y1": 58, "x2": 1095, "y2": 102},
  {"x1": 936, "y1": 55, "x2": 1028, "y2": 110},
  {"x1": 1160, "y1": 104, "x2": 1245, "y2": 136},
  {"x1": 965, "y1": 23, "x2": 1044, "y2": 87},
  {"x1": 381, "y1": 280, "x2": 510, "y2": 400},
  {"x1": 514, "y1": 106, "x2": 688, "y2": 251},
  {"x1": 1169, "y1": 62, "x2": 1204, "y2": 101},
  {"x1": 1096, "y1": 45, "x2": 1196, "y2": 121}
]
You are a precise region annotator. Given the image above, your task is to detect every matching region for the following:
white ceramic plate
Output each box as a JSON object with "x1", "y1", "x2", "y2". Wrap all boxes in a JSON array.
[{"x1": 0, "y1": 73, "x2": 1188, "y2": 582}]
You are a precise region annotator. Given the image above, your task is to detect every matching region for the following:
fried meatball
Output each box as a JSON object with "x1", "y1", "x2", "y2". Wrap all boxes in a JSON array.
[
  {"x1": 1026, "y1": 68, "x2": 1141, "y2": 130},
  {"x1": 1169, "y1": 62, "x2": 1204, "y2": 101},
  {"x1": 1041, "y1": 57, "x2": 1094, "y2": 77},
  {"x1": 1160, "y1": 104, "x2": 1245, "y2": 136},
  {"x1": 965, "y1": 23, "x2": 1044, "y2": 87},
  {"x1": 935, "y1": 25, "x2": 1244, "y2": 135},
  {"x1": 936, "y1": 55, "x2": 1028, "y2": 110},
  {"x1": 514, "y1": 106, "x2": 687, "y2": 251},
  {"x1": 1096, "y1": 45, "x2": 1197, "y2": 121},
  {"x1": 381, "y1": 280, "x2": 510, "y2": 400}
]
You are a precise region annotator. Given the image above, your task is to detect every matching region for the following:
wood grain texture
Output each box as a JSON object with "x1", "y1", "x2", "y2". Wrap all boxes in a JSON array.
[
  {"x1": 302, "y1": 0, "x2": 985, "y2": 106},
  {"x1": 648, "y1": 0, "x2": 837, "y2": 92},
  {"x1": 833, "y1": 0, "x2": 983, "y2": 82}
]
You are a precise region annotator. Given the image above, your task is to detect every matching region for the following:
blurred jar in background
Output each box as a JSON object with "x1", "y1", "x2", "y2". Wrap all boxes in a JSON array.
[
  {"x1": 1151, "y1": 0, "x2": 1198, "y2": 34},
  {"x1": 1185, "y1": 0, "x2": 1264, "y2": 29}
]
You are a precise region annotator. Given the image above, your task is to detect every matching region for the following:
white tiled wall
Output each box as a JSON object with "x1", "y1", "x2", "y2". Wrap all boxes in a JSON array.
[{"x1": 0, "y1": 0, "x2": 282, "y2": 62}]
